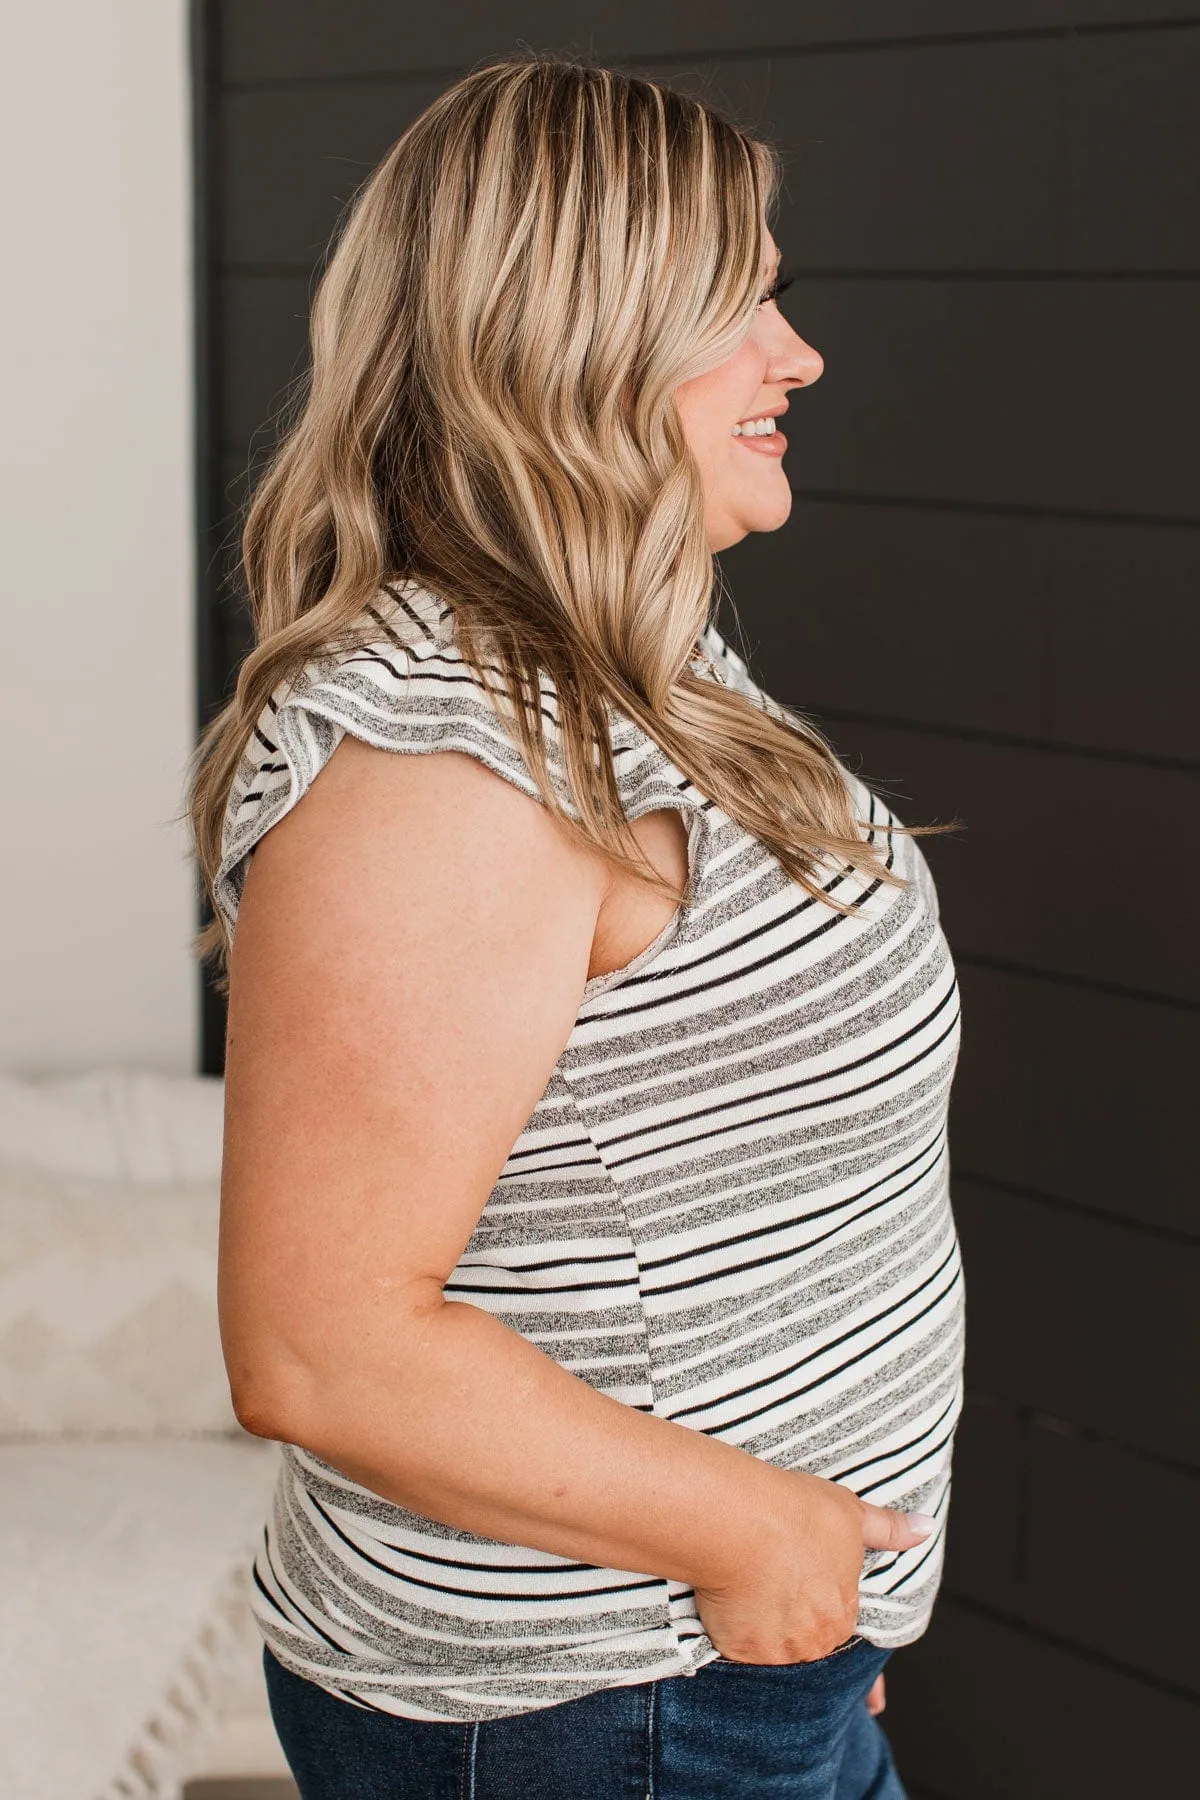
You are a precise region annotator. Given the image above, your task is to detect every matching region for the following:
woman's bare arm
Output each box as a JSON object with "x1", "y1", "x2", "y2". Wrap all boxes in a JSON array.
[{"x1": 219, "y1": 736, "x2": 924, "y2": 1651}]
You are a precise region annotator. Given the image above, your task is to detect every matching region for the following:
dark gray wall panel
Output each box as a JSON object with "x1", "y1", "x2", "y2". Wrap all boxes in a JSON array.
[
  {"x1": 218, "y1": 81, "x2": 446, "y2": 268},
  {"x1": 951, "y1": 966, "x2": 1198, "y2": 1236},
  {"x1": 785, "y1": 279, "x2": 1200, "y2": 520},
  {"x1": 765, "y1": 40, "x2": 1061, "y2": 273},
  {"x1": 954, "y1": 1180, "x2": 1200, "y2": 1459},
  {"x1": 885, "y1": 1599, "x2": 1200, "y2": 1798},
  {"x1": 220, "y1": 31, "x2": 1200, "y2": 275},
  {"x1": 219, "y1": 274, "x2": 311, "y2": 450},
  {"x1": 219, "y1": 5, "x2": 1200, "y2": 83},
  {"x1": 816, "y1": 722, "x2": 1200, "y2": 999},
  {"x1": 1023, "y1": 1426, "x2": 1200, "y2": 1690},
  {"x1": 1023, "y1": 983, "x2": 1198, "y2": 1229},
  {"x1": 938, "y1": 1396, "x2": 1024, "y2": 1609},
  {"x1": 665, "y1": 43, "x2": 1064, "y2": 274},
  {"x1": 723, "y1": 499, "x2": 1049, "y2": 739},
  {"x1": 219, "y1": 42, "x2": 1063, "y2": 273},
  {"x1": 666, "y1": 31, "x2": 1200, "y2": 271},
  {"x1": 948, "y1": 965, "x2": 1036, "y2": 1195},
  {"x1": 1065, "y1": 28, "x2": 1200, "y2": 268},
  {"x1": 723, "y1": 502, "x2": 1200, "y2": 761},
  {"x1": 205, "y1": 453, "x2": 263, "y2": 696},
  {"x1": 1044, "y1": 518, "x2": 1198, "y2": 761}
]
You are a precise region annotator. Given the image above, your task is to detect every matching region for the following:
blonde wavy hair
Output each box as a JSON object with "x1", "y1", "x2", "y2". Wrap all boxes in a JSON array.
[{"x1": 189, "y1": 52, "x2": 912, "y2": 982}]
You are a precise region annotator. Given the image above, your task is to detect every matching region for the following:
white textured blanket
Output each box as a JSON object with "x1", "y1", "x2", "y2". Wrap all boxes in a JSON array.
[{"x1": 0, "y1": 1431, "x2": 279, "y2": 1800}]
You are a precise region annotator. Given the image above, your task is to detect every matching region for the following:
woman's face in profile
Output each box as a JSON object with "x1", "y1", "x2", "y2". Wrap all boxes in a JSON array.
[{"x1": 675, "y1": 228, "x2": 823, "y2": 553}]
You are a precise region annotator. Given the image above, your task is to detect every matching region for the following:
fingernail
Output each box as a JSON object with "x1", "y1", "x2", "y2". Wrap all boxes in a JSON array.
[{"x1": 906, "y1": 1512, "x2": 937, "y2": 1538}]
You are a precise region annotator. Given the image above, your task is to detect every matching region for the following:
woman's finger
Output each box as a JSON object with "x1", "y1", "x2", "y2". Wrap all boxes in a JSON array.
[
  {"x1": 866, "y1": 1673, "x2": 886, "y2": 1716},
  {"x1": 860, "y1": 1503, "x2": 937, "y2": 1553}
]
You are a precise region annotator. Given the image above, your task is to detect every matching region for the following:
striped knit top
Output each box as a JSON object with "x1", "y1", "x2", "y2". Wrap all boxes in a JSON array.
[{"x1": 215, "y1": 578, "x2": 965, "y2": 1723}]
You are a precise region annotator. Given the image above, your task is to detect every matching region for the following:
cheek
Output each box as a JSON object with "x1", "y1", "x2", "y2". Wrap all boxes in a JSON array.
[
  {"x1": 724, "y1": 336, "x2": 768, "y2": 409},
  {"x1": 678, "y1": 337, "x2": 768, "y2": 447}
]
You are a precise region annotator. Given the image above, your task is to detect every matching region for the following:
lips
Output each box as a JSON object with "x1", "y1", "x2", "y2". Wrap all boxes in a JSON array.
[
  {"x1": 731, "y1": 403, "x2": 789, "y2": 458},
  {"x1": 734, "y1": 426, "x2": 787, "y2": 458}
]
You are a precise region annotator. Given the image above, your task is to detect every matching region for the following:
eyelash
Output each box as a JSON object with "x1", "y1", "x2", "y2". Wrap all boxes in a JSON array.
[{"x1": 759, "y1": 272, "x2": 796, "y2": 306}]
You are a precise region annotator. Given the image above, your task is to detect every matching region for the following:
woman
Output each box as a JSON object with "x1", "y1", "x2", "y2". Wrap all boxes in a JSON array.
[{"x1": 189, "y1": 55, "x2": 963, "y2": 1800}]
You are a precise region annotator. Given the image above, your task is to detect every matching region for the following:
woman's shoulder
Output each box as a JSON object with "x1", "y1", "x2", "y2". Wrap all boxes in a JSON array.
[
  {"x1": 284, "y1": 579, "x2": 561, "y2": 768},
  {"x1": 214, "y1": 581, "x2": 568, "y2": 935}
]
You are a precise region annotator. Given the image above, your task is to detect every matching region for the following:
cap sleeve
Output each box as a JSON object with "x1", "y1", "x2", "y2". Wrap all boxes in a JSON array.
[{"x1": 213, "y1": 583, "x2": 570, "y2": 939}]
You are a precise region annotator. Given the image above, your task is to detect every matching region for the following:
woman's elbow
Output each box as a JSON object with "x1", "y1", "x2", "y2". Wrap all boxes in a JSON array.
[
  {"x1": 228, "y1": 1377, "x2": 291, "y2": 1441},
  {"x1": 224, "y1": 1348, "x2": 316, "y2": 1443},
  {"x1": 221, "y1": 1278, "x2": 447, "y2": 1441}
]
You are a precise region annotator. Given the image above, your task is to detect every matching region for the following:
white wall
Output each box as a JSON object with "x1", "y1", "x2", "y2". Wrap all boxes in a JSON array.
[{"x1": 0, "y1": 2, "x2": 197, "y2": 1073}]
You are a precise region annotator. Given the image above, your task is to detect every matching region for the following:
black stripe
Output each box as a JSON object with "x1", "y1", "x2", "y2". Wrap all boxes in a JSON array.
[
  {"x1": 383, "y1": 659, "x2": 567, "y2": 740},
  {"x1": 676, "y1": 1250, "x2": 962, "y2": 1431},
  {"x1": 456, "y1": 1246, "x2": 653, "y2": 1275},
  {"x1": 597, "y1": 982, "x2": 958, "y2": 1157},
  {"x1": 639, "y1": 1135, "x2": 945, "y2": 1274},
  {"x1": 603, "y1": 1010, "x2": 960, "y2": 1170},
  {"x1": 882, "y1": 1504, "x2": 951, "y2": 1596},
  {"x1": 342, "y1": 645, "x2": 410, "y2": 682},
  {"x1": 591, "y1": 882, "x2": 884, "y2": 1022},
  {"x1": 257, "y1": 1533, "x2": 351, "y2": 1655},
  {"x1": 856, "y1": 1422, "x2": 960, "y2": 1500},
  {"x1": 443, "y1": 1272, "x2": 642, "y2": 1296},
  {"x1": 829, "y1": 1392, "x2": 961, "y2": 1485},
  {"x1": 502, "y1": 1134, "x2": 599, "y2": 1165},
  {"x1": 644, "y1": 1144, "x2": 947, "y2": 1298},
  {"x1": 364, "y1": 598, "x2": 411, "y2": 652},
  {"x1": 700, "y1": 1264, "x2": 963, "y2": 1439},
  {"x1": 384, "y1": 585, "x2": 438, "y2": 642},
  {"x1": 308, "y1": 1486, "x2": 663, "y2": 1604},
  {"x1": 610, "y1": 871, "x2": 847, "y2": 992}
]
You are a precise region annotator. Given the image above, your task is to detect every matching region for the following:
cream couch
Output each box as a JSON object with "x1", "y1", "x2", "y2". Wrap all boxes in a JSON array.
[{"x1": 0, "y1": 1070, "x2": 292, "y2": 1800}]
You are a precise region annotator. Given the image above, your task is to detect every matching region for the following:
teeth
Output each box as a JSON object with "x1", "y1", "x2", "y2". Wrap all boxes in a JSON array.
[{"x1": 732, "y1": 416, "x2": 777, "y2": 436}]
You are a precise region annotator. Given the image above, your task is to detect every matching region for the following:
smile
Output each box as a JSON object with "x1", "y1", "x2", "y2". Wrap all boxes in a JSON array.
[{"x1": 732, "y1": 413, "x2": 787, "y2": 457}]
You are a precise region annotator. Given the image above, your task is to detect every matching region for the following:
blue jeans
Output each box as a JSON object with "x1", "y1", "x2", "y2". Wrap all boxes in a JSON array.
[{"x1": 263, "y1": 1638, "x2": 907, "y2": 1798}]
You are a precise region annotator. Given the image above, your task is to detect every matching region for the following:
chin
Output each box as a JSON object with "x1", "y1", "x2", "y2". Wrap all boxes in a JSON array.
[
  {"x1": 708, "y1": 485, "x2": 793, "y2": 550},
  {"x1": 743, "y1": 492, "x2": 794, "y2": 536}
]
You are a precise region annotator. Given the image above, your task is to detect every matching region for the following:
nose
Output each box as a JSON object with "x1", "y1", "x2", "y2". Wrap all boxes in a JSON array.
[{"x1": 773, "y1": 322, "x2": 823, "y2": 389}]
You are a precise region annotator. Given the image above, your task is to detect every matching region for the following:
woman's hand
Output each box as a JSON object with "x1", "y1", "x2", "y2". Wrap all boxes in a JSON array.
[
  {"x1": 866, "y1": 1674, "x2": 886, "y2": 1716},
  {"x1": 693, "y1": 1467, "x2": 935, "y2": 1665}
]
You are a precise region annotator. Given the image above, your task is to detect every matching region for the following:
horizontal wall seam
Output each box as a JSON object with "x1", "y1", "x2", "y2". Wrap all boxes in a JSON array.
[
  {"x1": 807, "y1": 707, "x2": 1199, "y2": 774},
  {"x1": 940, "y1": 1592, "x2": 1200, "y2": 1707},
  {"x1": 218, "y1": 16, "x2": 1200, "y2": 95},
  {"x1": 215, "y1": 264, "x2": 1200, "y2": 282},
  {"x1": 965, "y1": 1389, "x2": 1200, "y2": 1481},
  {"x1": 955, "y1": 1171, "x2": 1200, "y2": 1248},
  {"x1": 789, "y1": 488, "x2": 1200, "y2": 531},
  {"x1": 210, "y1": 457, "x2": 1200, "y2": 536},
  {"x1": 953, "y1": 953, "x2": 1199, "y2": 1013},
  {"x1": 785, "y1": 269, "x2": 1200, "y2": 281}
]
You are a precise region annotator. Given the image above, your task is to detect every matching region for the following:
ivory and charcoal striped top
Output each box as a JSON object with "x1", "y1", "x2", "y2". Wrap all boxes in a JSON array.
[{"x1": 215, "y1": 578, "x2": 965, "y2": 1722}]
